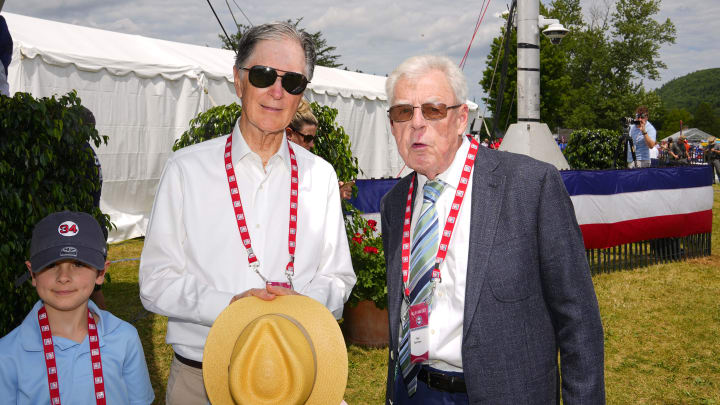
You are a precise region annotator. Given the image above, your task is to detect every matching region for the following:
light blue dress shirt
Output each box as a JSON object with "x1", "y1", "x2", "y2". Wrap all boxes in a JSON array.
[
  {"x1": 627, "y1": 121, "x2": 657, "y2": 162},
  {"x1": 0, "y1": 300, "x2": 154, "y2": 405}
]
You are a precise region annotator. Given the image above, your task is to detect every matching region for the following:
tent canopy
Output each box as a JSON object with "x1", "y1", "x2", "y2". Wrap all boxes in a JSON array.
[
  {"x1": 666, "y1": 128, "x2": 714, "y2": 144},
  {"x1": 5, "y1": 12, "x2": 477, "y2": 241}
]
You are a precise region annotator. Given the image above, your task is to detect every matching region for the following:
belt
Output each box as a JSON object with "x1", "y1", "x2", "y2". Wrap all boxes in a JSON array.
[
  {"x1": 175, "y1": 352, "x2": 203, "y2": 369},
  {"x1": 418, "y1": 367, "x2": 467, "y2": 393}
]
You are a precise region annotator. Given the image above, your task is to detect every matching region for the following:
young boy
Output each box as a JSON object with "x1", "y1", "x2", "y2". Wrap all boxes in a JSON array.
[{"x1": 0, "y1": 211, "x2": 154, "y2": 404}]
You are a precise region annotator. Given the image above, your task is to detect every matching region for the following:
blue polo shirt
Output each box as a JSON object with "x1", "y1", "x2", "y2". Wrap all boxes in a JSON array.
[
  {"x1": 0, "y1": 300, "x2": 154, "y2": 405},
  {"x1": 627, "y1": 121, "x2": 657, "y2": 162}
]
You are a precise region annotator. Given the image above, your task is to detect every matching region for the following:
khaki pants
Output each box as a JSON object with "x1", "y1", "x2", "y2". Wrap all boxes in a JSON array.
[{"x1": 166, "y1": 356, "x2": 209, "y2": 405}]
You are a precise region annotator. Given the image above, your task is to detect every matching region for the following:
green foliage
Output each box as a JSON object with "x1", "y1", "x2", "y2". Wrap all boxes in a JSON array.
[
  {"x1": 346, "y1": 219, "x2": 386, "y2": 309},
  {"x1": 657, "y1": 68, "x2": 720, "y2": 113},
  {"x1": 220, "y1": 18, "x2": 342, "y2": 68},
  {"x1": 659, "y1": 107, "x2": 693, "y2": 139},
  {"x1": 309, "y1": 102, "x2": 359, "y2": 183},
  {"x1": 481, "y1": 0, "x2": 677, "y2": 132},
  {"x1": 173, "y1": 103, "x2": 242, "y2": 151},
  {"x1": 692, "y1": 102, "x2": 720, "y2": 136},
  {"x1": 0, "y1": 91, "x2": 111, "y2": 335},
  {"x1": 564, "y1": 128, "x2": 624, "y2": 169}
]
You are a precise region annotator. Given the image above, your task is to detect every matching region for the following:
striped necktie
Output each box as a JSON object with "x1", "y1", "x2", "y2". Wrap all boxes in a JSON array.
[{"x1": 398, "y1": 178, "x2": 445, "y2": 396}]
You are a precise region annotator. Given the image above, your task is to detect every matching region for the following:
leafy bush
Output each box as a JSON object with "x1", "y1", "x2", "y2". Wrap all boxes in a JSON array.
[
  {"x1": 173, "y1": 103, "x2": 243, "y2": 151},
  {"x1": 310, "y1": 102, "x2": 359, "y2": 184},
  {"x1": 0, "y1": 91, "x2": 111, "y2": 335},
  {"x1": 564, "y1": 128, "x2": 625, "y2": 170}
]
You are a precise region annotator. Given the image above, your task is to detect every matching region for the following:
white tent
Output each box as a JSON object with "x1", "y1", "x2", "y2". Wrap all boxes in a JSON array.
[
  {"x1": 666, "y1": 128, "x2": 714, "y2": 144},
  {"x1": 5, "y1": 12, "x2": 478, "y2": 242}
]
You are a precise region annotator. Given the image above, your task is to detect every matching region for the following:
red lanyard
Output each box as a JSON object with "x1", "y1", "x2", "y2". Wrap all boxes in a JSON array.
[
  {"x1": 224, "y1": 134, "x2": 299, "y2": 287},
  {"x1": 38, "y1": 306, "x2": 106, "y2": 405},
  {"x1": 401, "y1": 138, "x2": 479, "y2": 298}
]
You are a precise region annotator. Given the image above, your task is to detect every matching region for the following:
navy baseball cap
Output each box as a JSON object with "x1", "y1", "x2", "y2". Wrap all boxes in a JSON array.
[{"x1": 29, "y1": 211, "x2": 107, "y2": 273}]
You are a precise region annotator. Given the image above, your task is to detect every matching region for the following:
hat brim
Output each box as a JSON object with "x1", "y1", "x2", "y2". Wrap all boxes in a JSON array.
[
  {"x1": 203, "y1": 295, "x2": 348, "y2": 405},
  {"x1": 31, "y1": 246, "x2": 106, "y2": 273}
]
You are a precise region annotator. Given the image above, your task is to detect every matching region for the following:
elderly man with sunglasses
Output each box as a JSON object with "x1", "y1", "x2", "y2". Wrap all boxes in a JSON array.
[
  {"x1": 138, "y1": 22, "x2": 355, "y2": 404},
  {"x1": 380, "y1": 55, "x2": 605, "y2": 404}
]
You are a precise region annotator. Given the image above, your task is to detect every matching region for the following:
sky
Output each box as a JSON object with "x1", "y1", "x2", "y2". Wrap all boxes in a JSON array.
[{"x1": 3, "y1": 0, "x2": 719, "y2": 112}]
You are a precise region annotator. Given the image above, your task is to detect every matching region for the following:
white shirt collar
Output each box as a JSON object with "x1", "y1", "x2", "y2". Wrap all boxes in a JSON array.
[
  {"x1": 417, "y1": 135, "x2": 472, "y2": 193},
  {"x1": 231, "y1": 120, "x2": 292, "y2": 170}
]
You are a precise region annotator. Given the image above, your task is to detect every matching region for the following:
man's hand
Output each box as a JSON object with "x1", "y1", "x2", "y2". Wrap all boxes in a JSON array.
[
  {"x1": 266, "y1": 284, "x2": 300, "y2": 296},
  {"x1": 230, "y1": 287, "x2": 276, "y2": 304},
  {"x1": 339, "y1": 181, "x2": 355, "y2": 200},
  {"x1": 229, "y1": 284, "x2": 301, "y2": 305},
  {"x1": 638, "y1": 120, "x2": 646, "y2": 133}
]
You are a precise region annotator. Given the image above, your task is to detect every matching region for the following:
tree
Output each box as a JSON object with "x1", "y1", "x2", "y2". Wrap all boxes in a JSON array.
[
  {"x1": 659, "y1": 107, "x2": 693, "y2": 139},
  {"x1": 219, "y1": 18, "x2": 342, "y2": 68},
  {"x1": 693, "y1": 102, "x2": 720, "y2": 136},
  {"x1": 480, "y1": 0, "x2": 676, "y2": 132}
]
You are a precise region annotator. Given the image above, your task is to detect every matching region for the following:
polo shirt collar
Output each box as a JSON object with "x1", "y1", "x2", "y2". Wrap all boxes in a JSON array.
[{"x1": 20, "y1": 299, "x2": 111, "y2": 352}]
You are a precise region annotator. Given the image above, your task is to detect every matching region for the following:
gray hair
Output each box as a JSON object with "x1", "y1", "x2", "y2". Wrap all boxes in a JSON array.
[
  {"x1": 234, "y1": 22, "x2": 317, "y2": 81},
  {"x1": 386, "y1": 55, "x2": 467, "y2": 106}
]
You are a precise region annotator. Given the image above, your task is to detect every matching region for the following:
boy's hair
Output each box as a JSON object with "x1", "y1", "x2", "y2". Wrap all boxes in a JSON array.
[{"x1": 30, "y1": 211, "x2": 107, "y2": 273}]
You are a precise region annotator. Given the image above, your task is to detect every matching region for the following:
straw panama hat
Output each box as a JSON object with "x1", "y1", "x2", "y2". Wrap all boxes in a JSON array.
[{"x1": 203, "y1": 295, "x2": 348, "y2": 405}]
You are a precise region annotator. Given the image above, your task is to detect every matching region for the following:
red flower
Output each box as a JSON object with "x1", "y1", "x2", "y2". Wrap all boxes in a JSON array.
[
  {"x1": 363, "y1": 246, "x2": 379, "y2": 254},
  {"x1": 367, "y1": 219, "x2": 377, "y2": 231},
  {"x1": 352, "y1": 236, "x2": 363, "y2": 244}
]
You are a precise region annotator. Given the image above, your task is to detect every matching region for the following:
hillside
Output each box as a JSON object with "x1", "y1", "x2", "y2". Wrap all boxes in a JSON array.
[{"x1": 657, "y1": 68, "x2": 720, "y2": 112}]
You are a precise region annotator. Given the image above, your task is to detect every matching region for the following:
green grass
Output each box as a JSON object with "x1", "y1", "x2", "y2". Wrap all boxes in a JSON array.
[{"x1": 104, "y1": 185, "x2": 720, "y2": 404}]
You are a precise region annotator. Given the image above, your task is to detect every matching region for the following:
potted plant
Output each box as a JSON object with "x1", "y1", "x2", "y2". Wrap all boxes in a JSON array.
[{"x1": 342, "y1": 216, "x2": 389, "y2": 347}]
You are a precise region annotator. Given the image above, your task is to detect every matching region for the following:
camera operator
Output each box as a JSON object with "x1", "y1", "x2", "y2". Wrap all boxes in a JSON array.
[{"x1": 627, "y1": 106, "x2": 657, "y2": 168}]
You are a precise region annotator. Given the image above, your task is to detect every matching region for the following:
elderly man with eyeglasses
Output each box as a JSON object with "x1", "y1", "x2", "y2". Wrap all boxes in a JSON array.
[
  {"x1": 138, "y1": 22, "x2": 356, "y2": 404},
  {"x1": 380, "y1": 55, "x2": 605, "y2": 404}
]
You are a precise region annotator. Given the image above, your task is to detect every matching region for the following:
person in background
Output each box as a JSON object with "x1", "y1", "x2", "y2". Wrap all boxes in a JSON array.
[
  {"x1": 0, "y1": 211, "x2": 154, "y2": 404},
  {"x1": 0, "y1": 15, "x2": 13, "y2": 96},
  {"x1": 649, "y1": 138, "x2": 660, "y2": 165},
  {"x1": 380, "y1": 55, "x2": 604, "y2": 404},
  {"x1": 286, "y1": 98, "x2": 319, "y2": 150},
  {"x1": 138, "y1": 22, "x2": 355, "y2": 405},
  {"x1": 286, "y1": 98, "x2": 354, "y2": 200},
  {"x1": 626, "y1": 106, "x2": 656, "y2": 168},
  {"x1": 706, "y1": 136, "x2": 720, "y2": 183},
  {"x1": 671, "y1": 135, "x2": 689, "y2": 165}
]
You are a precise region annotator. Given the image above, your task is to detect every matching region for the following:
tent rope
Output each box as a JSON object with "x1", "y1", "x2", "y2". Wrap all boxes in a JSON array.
[
  {"x1": 459, "y1": 0, "x2": 492, "y2": 70},
  {"x1": 478, "y1": 3, "x2": 510, "y2": 137}
]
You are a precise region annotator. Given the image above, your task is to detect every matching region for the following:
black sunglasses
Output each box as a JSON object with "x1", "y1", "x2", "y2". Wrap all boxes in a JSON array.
[
  {"x1": 290, "y1": 126, "x2": 316, "y2": 143},
  {"x1": 388, "y1": 103, "x2": 462, "y2": 122},
  {"x1": 241, "y1": 65, "x2": 309, "y2": 95}
]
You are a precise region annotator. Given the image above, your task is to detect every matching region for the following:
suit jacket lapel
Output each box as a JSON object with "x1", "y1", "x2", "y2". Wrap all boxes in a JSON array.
[
  {"x1": 463, "y1": 148, "x2": 504, "y2": 339},
  {"x1": 386, "y1": 174, "x2": 417, "y2": 348}
]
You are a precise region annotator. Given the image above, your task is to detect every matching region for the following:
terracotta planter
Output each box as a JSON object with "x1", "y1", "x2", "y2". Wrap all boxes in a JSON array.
[{"x1": 342, "y1": 300, "x2": 389, "y2": 348}]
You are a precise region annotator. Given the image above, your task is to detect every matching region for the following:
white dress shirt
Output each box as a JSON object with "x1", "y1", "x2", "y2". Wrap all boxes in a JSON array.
[
  {"x1": 139, "y1": 121, "x2": 356, "y2": 361},
  {"x1": 410, "y1": 136, "x2": 472, "y2": 372}
]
